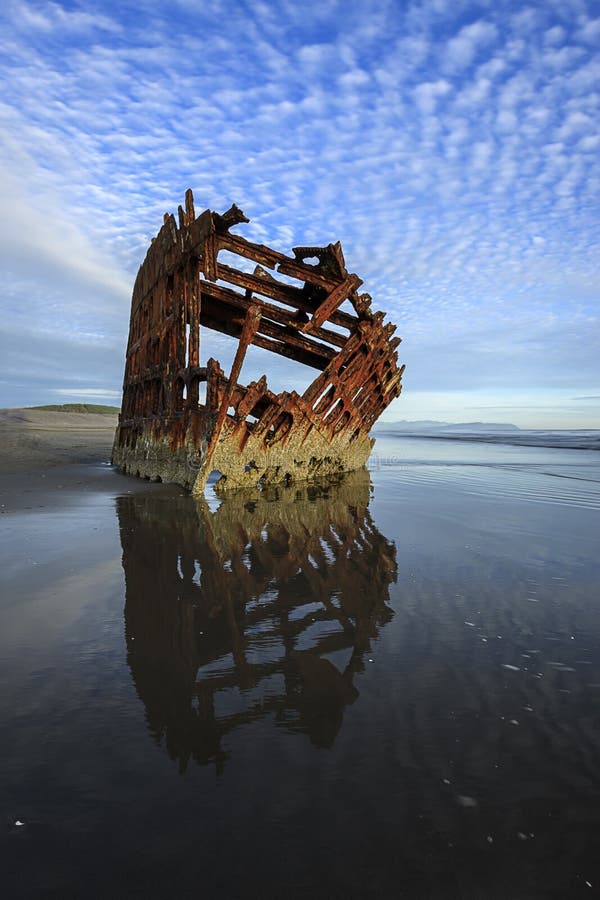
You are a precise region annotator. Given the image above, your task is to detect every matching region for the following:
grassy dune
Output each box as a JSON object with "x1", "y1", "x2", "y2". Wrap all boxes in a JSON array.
[{"x1": 31, "y1": 403, "x2": 120, "y2": 415}]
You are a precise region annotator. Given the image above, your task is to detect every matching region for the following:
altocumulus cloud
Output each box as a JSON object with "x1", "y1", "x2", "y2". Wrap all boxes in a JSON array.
[{"x1": 0, "y1": 0, "x2": 598, "y2": 424}]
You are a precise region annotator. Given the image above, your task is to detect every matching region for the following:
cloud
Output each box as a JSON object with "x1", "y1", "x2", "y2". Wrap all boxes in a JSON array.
[
  {"x1": 52, "y1": 388, "x2": 122, "y2": 399},
  {"x1": 9, "y1": 0, "x2": 121, "y2": 34},
  {"x1": 0, "y1": 0, "x2": 597, "y2": 425},
  {"x1": 413, "y1": 79, "x2": 452, "y2": 114},
  {"x1": 443, "y1": 20, "x2": 498, "y2": 71},
  {"x1": 576, "y1": 16, "x2": 600, "y2": 44}
]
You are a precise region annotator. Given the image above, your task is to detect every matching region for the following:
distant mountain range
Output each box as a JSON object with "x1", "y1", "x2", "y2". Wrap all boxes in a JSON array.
[{"x1": 374, "y1": 420, "x2": 521, "y2": 433}]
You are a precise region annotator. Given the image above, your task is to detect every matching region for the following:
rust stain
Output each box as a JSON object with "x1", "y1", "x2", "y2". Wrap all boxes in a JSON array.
[{"x1": 112, "y1": 189, "x2": 405, "y2": 492}]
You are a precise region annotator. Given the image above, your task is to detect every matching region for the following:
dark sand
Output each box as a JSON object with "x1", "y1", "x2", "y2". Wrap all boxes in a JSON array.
[{"x1": 0, "y1": 408, "x2": 133, "y2": 512}]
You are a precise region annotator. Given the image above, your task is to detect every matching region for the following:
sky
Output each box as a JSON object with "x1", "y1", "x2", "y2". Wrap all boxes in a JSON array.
[{"x1": 0, "y1": 0, "x2": 598, "y2": 428}]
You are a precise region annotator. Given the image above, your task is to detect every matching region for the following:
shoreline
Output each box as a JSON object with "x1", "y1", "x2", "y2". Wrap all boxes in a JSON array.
[
  {"x1": 2, "y1": 410, "x2": 598, "y2": 517},
  {"x1": 375, "y1": 429, "x2": 600, "y2": 451},
  {"x1": 0, "y1": 408, "x2": 179, "y2": 512}
]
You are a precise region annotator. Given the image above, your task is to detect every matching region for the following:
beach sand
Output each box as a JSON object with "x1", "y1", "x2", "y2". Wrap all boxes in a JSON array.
[
  {"x1": 0, "y1": 408, "x2": 134, "y2": 512},
  {"x1": 0, "y1": 408, "x2": 119, "y2": 473}
]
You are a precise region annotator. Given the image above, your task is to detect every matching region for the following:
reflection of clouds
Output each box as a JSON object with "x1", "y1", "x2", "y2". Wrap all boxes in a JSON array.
[{"x1": 118, "y1": 471, "x2": 396, "y2": 772}]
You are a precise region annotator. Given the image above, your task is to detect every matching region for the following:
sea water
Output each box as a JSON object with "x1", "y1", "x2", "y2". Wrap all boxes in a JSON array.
[{"x1": 1, "y1": 435, "x2": 599, "y2": 898}]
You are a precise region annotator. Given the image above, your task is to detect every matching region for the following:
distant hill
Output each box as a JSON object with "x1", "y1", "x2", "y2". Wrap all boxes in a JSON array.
[
  {"x1": 30, "y1": 403, "x2": 120, "y2": 415},
  {"x1": 434, "y1": 421, "x2": 520, "y2": 433},
  {"x1": 375, "y1": 420, "x2": 521, "y2": 433}
]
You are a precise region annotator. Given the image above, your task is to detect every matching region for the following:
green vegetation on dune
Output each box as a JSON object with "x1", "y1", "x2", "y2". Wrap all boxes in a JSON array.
[{"x1": 31, "y1": 403, "x2": 120, "y2": 414}]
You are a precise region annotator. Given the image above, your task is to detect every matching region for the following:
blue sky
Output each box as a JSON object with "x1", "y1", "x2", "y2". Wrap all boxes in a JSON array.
[{"x1": 0, "y1": 0, "x2": 598, "y2": 427}]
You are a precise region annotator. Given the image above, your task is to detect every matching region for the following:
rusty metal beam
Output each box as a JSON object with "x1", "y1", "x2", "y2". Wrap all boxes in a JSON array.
[
  {"x1": 301, "y1": 274, "x2": 363, "y2": 334},
  {"x1": 199, "y1": 307, "x2": 331, "y2": 371},
  {"x1": 202, "y1": 305, "x2": 262, "y2": 475},
  {"x1": 201, "y1": 277, "x2": 345, "y2": 350},
  {"x1": 215, "y1": 264, "x2": 349, "y2": 348},
  {"x1": 199, "y1": 288, "x2": 336, "y2": 365}
]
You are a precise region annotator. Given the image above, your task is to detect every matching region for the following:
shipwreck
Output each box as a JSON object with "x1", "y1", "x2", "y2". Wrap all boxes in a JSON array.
[{"x1": 112, "y1": 189, "x2": 404, "y2": 493}]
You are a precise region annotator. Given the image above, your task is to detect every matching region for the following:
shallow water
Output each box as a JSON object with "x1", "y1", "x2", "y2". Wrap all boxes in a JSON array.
[{"x1": 1, "y1": 437, "x2": 600, "y2": 898}]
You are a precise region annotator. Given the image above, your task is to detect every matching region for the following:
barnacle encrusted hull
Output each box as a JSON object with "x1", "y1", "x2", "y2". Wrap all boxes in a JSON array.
[{"x1": 112, "y1": 190, "x2": 404, "y2": 493}]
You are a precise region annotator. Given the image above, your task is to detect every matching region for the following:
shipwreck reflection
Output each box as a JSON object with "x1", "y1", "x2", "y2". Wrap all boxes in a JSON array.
[{"x1": 117, "y1": 471, "x2": 397, "y2": 771}]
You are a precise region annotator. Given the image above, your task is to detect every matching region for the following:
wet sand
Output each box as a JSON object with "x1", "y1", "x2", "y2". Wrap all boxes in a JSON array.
[
  {"x1": 0, "y1": 408, "x2": 126, "y2": 512},
  {"x1": 0, "y1": 408, "x2": 119, "y2": 471},
  {"x1": 2, "y1": 422, "x2": 600, "y2": 898}
]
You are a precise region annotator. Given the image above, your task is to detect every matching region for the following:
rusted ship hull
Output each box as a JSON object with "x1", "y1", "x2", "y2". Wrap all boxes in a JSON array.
[{"x1": 112, "y1": 190, "x2": 404, "y2": 493}]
